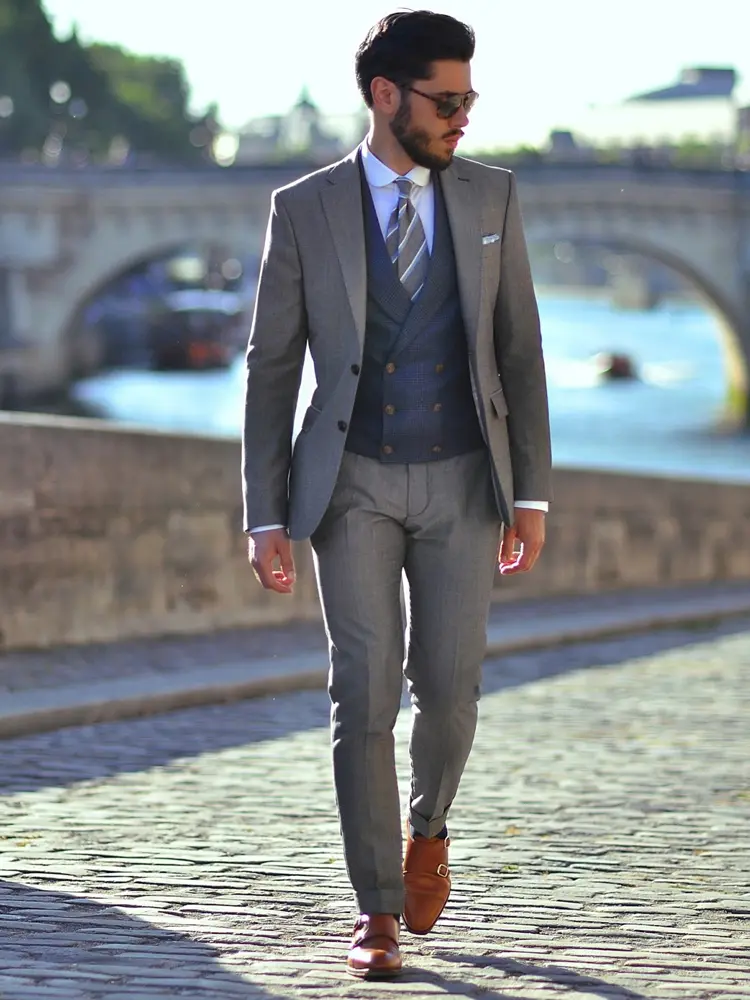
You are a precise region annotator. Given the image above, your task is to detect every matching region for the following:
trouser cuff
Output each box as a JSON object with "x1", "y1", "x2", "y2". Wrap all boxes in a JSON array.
[
  {"x1": 410, "y1": 808, "x2": 450, "y2": 839},
  {"x1": 355, "y1": 888, "x2": 405, "y2": 916}
]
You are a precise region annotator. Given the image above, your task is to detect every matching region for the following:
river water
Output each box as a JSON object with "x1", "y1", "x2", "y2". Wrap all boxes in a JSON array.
[{"x1": 71, "y1": 293, "x2": 750, "y2": 484}]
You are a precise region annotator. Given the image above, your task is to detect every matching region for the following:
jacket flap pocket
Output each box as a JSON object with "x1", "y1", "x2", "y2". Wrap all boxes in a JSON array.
[
  {"x1": 300, "y1": 404, "x2": 322, "y2": 432},
  {"x1": 490, "y1": 387, "x2": 509, "y2": 418}
]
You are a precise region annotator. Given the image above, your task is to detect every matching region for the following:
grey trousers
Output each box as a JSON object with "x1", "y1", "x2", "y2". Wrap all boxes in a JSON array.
[{"x1": 310, "y1": 448, "x2": 502, "y2": 915}]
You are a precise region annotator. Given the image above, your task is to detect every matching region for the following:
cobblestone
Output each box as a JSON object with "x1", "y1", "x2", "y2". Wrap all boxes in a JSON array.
[{"x1": 0, "y1": 625, "x2": 749, "y2": 998}]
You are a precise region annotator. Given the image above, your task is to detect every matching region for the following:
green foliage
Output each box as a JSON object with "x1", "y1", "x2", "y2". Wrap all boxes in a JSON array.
[
  {"x1": 669, "y1": 138, "x2": 726, "y2": 169},
  {"x1": 468, "y1": 138, "x2": 735, "y2": 171},
  {"x1": 0, "y1": 0, "x2": 215, "y2": 163},
  {"x1": 468, "y1": 144, "x2": 544, "y2": 166}
]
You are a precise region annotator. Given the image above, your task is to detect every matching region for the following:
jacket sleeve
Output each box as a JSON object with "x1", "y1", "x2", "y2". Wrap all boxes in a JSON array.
[
  {"x1": 493, "y1": 171, "x2": 553, "y2": 502},
  {"x1": 242, "y1": 191, "x2": 307, "y2": 531}
]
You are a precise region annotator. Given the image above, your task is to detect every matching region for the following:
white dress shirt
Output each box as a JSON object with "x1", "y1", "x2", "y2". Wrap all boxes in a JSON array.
[
  {"x1": 361, "y1": 142, "x2": 435, "y2": 250},
  {"x1": 250, "y1": 145, "x2": 547, "y2": 533}
]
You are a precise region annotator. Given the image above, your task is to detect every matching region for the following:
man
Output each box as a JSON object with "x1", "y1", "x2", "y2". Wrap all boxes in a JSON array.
[{"x1": 242, "y1": 10, "x2": 551, "y2": 979}]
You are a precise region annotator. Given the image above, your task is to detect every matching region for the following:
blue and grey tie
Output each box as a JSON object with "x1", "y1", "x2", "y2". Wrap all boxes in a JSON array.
[{"x1": 385, "y1": 177, "x2": 429, "y2": 302}]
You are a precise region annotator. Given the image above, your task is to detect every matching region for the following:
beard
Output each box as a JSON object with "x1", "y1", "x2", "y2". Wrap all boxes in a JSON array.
[{"x1": 389, "y1": 101, "x2": 457, "y2": 172}]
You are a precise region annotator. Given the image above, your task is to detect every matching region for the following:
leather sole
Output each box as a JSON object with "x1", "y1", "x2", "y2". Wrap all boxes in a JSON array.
[
  {"x1": 402, "y1": 893, "x2": 449, "y2": 936},
  {"x1": 346, "y1": 963, "x2": 403, "y2": 979}
]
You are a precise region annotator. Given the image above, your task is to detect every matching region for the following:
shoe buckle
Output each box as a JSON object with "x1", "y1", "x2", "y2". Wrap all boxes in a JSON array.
[{"x1": 437, "y1": 863, "x2": 449, "y2": 878}]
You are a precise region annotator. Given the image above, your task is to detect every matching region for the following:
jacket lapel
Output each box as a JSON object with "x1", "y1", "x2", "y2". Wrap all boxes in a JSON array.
[
  {"x1": 320, "y1": 146, "x2": 367, "y2": 350},
  {"x1": 440, "y1": 160, "x2": 483, "y2": 347}
]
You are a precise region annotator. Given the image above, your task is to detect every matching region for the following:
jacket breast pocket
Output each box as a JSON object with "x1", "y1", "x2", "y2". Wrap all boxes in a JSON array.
[
  {"x1": 481, "y1": 241, "x2": 501, "y2": 263},
  {"x1": 480, "y1": 240, "x2": 501, "y2": 299}
]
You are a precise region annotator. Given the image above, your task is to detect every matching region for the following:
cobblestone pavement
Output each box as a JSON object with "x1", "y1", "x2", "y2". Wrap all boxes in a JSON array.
[{"x1": 1, "y1": 625, "x2": 749, "y2": 999}]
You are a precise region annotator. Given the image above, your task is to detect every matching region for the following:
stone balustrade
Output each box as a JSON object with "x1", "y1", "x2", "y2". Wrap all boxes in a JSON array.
[{"x1": 1, "y1": 412, "x2": 750, "y2": 651}]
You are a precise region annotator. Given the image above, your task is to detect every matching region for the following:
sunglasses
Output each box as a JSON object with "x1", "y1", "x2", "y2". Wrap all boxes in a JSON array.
[{"x1": 405, "y1": 86, "x2": 479, "y2": 119}]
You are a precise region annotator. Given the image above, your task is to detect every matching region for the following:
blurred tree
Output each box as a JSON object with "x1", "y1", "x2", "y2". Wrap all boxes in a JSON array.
[
  {"x1": 87, "y1": 44, "x2": 215, "y2": 160},
  {"x1": 0, "y1": 0, "x2": 217, "y2": 163},
  {"x1": 0, "y1": 0, "x2": 61, "y2": 150}
]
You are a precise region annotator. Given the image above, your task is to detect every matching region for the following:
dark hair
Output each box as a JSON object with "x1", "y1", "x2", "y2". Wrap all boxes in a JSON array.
[{"x1": 355, "y1": 11, "x2": 475, "y2": 108}]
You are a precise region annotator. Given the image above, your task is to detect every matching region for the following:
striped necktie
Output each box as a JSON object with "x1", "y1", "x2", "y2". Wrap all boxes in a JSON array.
[{"x1": 385, "y1": 176, "x2": 429, "y2": 301}]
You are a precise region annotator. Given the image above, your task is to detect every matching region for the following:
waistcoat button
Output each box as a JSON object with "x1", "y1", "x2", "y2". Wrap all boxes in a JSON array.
[
  {"x1": 337, "y1": 420, "x2": 348, "y2": 432},
  {"x1": 384, "y1": 404, "x2": 396, "y2": 415},
  {"x1": 382, "y1": 445, "x2": 394, "y2": 455},
  {"x1": 351, "y1": 364, "x2": 360, "y2": 375},
  {"x1": 385, "y1": 363, "x2": 396, "y2": 374}
]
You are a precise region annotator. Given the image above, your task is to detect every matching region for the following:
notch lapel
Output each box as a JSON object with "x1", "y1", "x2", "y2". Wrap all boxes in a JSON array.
[
  {"x1": 320, "y1": 148, "x2": 367, "y2": 350},
  {"x1": 440, "y1": 162, "x2": 483, "y2": 347}
]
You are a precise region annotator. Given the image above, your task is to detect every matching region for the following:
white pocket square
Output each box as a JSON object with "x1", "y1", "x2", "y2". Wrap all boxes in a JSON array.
[{"x1": 482, "y1": 233, "x2": 500, "y2": 245}]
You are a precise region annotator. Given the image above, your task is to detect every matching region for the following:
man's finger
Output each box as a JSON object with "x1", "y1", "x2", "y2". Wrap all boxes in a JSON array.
[
  {"x1": 499, "y1": 527, "x2": 517, "y2": 563},
  {"x1": 517, "y1": 544, "x2": 540, "y2": 572},
  {"x1": 252, "y1": 556, "x2": 291, "y2": 594},
  {"x1": 271, "y1": 570, "x2": 294, "y2": 594},
  {"x1": 278, "y1": 540, "x2": 296, "y2": 585},
  {"x1": 501, "y1": 541, "x2": 542, "y2": 575}
]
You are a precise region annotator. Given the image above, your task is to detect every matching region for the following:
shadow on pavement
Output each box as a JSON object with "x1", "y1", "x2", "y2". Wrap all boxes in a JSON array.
[
  {"x1": 410, "y1": 951, "x2": 651, "y2": 999},
  {"x1": 0, "y1": 881, "x2": 654, "y2": 1000},
  {"x1": 1, "y1": 616, "x2": 748, "y2": 797},
  {"x1": 0, "y1": 880, "x2": 279, "y2": 998}
]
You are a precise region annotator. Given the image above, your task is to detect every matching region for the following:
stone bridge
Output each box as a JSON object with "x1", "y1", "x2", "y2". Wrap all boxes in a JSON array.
[{"x1": 1, "y1": 161, "x2": 749, "y2": 423}]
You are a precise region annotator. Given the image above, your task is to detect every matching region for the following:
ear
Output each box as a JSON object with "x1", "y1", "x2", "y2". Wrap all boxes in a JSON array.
[{"x1": 370, "y1": 76, "x2": 402, "y2": 117}]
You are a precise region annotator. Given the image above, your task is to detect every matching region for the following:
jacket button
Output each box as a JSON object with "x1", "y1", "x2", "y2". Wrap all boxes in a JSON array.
[
  {"x1": 350, "y1": 364, "x2": 360, "y2": 375},
  {"x1": 385, "y1": 362, "x2": 396, "y2": 374},
  {"x1": 338, "y1": 420, "x2": 348, "y2": 432},
  {"x1": 432, "y1": 445, "x2": 442, "y2": 454},
  {"x1": 433, "y1": 403, "x2": 442, "y2": 412},
  {"x1": 382, "y1": 445, "x2": 394, "y2": 455},
  {"x1": 435, "y1": 363, "x2": 445, "y2": 373},
  {"x1": 384, "y1": 404, "x2": 396, "y2": 415}
]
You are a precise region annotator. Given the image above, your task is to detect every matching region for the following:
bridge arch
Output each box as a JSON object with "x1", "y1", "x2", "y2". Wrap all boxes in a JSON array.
[
  {"x1": 526, "y1": 229, "x2": 749, "y2": 427},
  {"x1": 53, "y1": 227, "x2": 263, "y2": 378}
]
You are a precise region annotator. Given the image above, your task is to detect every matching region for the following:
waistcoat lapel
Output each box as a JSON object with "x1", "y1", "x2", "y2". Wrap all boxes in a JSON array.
[
  {"x1": 388, "y1": 173, "x2": 454, "y2": 360},
  {"x1": 360, "y1": 167, "x2": 412, "y2": 323}
]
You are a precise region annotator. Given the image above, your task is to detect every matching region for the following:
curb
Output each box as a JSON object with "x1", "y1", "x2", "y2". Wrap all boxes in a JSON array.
[
  {"x1": 484, "y1": 602, "x2": 750, "y2": 658},
  {"x1": 2, "y1": 598, "x2": 749, "y2": 741},
  {"x1": 0, "y1": 667, "x2": 328, "y2": 741}
]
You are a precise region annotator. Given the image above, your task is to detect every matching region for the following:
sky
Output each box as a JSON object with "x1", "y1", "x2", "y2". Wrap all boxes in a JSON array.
[{"x1": 42, "y1": 0, "x2": 750, "y2": 150}]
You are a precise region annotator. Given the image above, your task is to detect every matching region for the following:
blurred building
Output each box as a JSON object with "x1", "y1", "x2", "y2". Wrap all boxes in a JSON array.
[
  {"x1": 234, "y1": 88, "x2": 368, "y2": 165},
  {"x1": 570, "y1": 66, "x2": 742, "y2": 149}
]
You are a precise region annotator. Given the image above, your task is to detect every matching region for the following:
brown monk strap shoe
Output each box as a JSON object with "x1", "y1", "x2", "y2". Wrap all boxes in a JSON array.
[
  {"x1": 346, "y1": 913, "x2": 402, "y2": 979},
  {"x1": 403, "y1": 828, "x2": 451, "y2": 935}
]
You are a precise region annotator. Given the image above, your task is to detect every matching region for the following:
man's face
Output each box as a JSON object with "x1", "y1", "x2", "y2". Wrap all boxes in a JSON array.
[{"x1": 390, "y1": 59, "x2": 474, "y2": 171}]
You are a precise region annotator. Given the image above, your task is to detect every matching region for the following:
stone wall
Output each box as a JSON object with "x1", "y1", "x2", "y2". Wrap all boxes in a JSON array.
[{"x1": 2, "y1": 412, "x2": 750, "y2": 651}]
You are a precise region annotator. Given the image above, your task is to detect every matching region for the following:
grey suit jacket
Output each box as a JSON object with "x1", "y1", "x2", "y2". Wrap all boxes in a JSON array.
[{"x1": 242, "y1": 145, "x2": 552, "y2": 541}]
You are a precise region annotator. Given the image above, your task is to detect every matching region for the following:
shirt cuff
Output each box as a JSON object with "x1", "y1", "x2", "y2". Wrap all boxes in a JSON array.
[
  {"x1": 247, "y1": 524, "x2": 286, "y2": 533},
  {"x1": 514, "y1": 501, "x2": 549, "y2": 513}
]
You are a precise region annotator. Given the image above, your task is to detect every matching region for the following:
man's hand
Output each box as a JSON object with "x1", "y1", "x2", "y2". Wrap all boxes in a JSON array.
[
  {"x1": 248, "y1": 528, "x2": 296, "y2": 594},
  {"x1": 498, "y1": 508, "x2": 546, "y2": 576}
]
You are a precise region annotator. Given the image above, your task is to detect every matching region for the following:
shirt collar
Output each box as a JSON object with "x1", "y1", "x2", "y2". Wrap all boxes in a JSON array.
[{"x1": 361, "y1": 142, "x2": 431, "y2": 189}]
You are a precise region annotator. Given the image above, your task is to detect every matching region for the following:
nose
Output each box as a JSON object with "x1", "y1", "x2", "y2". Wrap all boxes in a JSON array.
[{"x1": 451, "y1": 105, "x2": 470, "y2": 129}]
